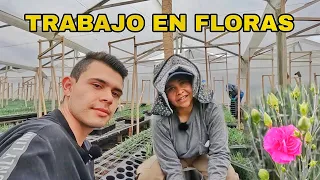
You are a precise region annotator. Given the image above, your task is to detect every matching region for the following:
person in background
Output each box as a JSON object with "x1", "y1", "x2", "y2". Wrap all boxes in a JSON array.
[
  {"x1": 136, "y1": 54, "x2": 239, "y2": 180},
  {"x1": 226, "y1": 83, "x2": 244, "y2": 102},
  {"x1": 0, "y1": 52, "x2": 127, "y2": 180}
]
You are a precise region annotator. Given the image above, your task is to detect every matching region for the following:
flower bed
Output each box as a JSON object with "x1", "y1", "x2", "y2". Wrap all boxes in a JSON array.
[{"x1": 0, "y1": 100, "x2": 57, "y2": 117}]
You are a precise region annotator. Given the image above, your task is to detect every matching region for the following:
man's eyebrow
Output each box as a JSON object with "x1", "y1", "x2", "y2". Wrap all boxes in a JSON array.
[
  {"x1": 91, "y1": 78, "x2": 106, "y2": 84},
  {"x1": 90, "y1": 78, "x2": 123, "y2": 95}
]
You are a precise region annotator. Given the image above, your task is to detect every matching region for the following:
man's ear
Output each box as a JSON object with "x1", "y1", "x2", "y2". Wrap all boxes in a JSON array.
[{"x1": 62, "y1": 76, "x2": 74, "y2": 97}]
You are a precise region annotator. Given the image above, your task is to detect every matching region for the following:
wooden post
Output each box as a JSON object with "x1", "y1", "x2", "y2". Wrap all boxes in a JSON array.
[
  {"x1": 247, "y1": 49, "x2": 252, "y2": 104},
  {"x1": 5, "y1": 66, "x2": 8, "y2": 106},
  {"x1": 6, "y1": 82, "x2": 9, "y2": 106},
  {"x1": 17, "y1": 83, "x2": 20, "y2": 100},
  {"x1": 136, "y1": 81, "x2": 145, "y2": 134},
  {"x1": 271, "y1": 48, "x2": 275, "y2": 91},
  {"x1": 262, "y1": 76, "x2": 265, "y2": 97},
  {"x1": 226, "y1": 53, "x2": 229, "y2": 99},
  {"x1": 309, "y1": 52, "x2": 312, "y2": 85},
  {"x1": 1, "y1": 77, "x2": 4, "y2": 108},
  {"x1": 126, "y1": 79, "x2": 129, "y2": 106},
  {"x1": 276, "y1": 0, "x2": 288, "y2": 86},
  {"x1": 48, "y1": 83, "x2": 51, "y2": 101},
  {"x1": 50, "y1": 41, "x2": 56, "y2": 110},
  {"x1": 237, "y1": 31, "x2": 241, "y2": 129},
  {"x1": 11, "y1": 83, "x2": 13, "y2": 100},
  {"x1": 23, "y1": 78, "x2": 27, "y2": 107},
  {"x1": 130, "y1": 37, "x2": 137, "y2": 136},
  {"x1": 289, "y1": 52, "x2": 292, "y2": 84},
  {"x1": 222, "y1": 77, "x2": 225, "y2": 105},
  {"x1": 148, "y1": 80, "x2": 151, "y2": 105},
  {"x1": 134, "y1": 44, "x2": 139, "y2": 134},
  {"x1": 162, "y1": 0, "x2": 173, "y2": 60},
  {"x1": 26, "y1": 81, "x2": 29, "y2": 101},
  {"x1": 34, "y1": 72, "x2": 38, "y2": 111},
  {"x1": 30, "y1": 79, "x2": 33, "y2": 101}
]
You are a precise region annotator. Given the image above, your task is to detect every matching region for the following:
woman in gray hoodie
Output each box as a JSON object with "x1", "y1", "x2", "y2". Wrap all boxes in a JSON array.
[{"x1": 136, "y1": 54, "x2": 239, "y2": 180}]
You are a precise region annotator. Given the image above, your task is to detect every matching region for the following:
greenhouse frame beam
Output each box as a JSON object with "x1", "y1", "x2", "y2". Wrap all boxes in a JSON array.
[
  {"x1": 0, "y1": 60, "x2": 47, "y2": 78},
  {"x1": 242, "y1": 0, "x2": 320, "y2": 88},
  {"x1": 91, "y1": 0, "x2": 149, "y2": 11},
  {"x1": 0, "y1": 24, "x2": 10, "y2": 29},
  {"x1": 253, "y1": 23, "x2": 320, "y2": 56},
  {"x1": 245, "y1": 0, "x2": 320, "y2": 58},
  {"x1": 0, "y1": 10, "x2": 91, "y2": 54},
  {"x1": 294, "y1": 17, "x2": 320, "y2": 21},
  {"x1": 53, "y1": 0, "x2": 148, "y2": 37},
  {"x1": 178, "y1": 33, "x2": 241, "y2": 58},
  {"x1": 289, "y1": 51, "x2": 312, "y2": 85}
]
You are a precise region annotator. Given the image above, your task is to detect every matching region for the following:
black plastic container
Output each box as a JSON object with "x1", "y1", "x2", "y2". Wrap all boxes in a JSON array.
[{"x1": 90, "y1": 124, "x2": 116, "y2": 136}]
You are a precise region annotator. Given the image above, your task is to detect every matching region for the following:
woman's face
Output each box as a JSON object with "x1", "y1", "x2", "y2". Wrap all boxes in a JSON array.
[{"x1": 165, "y1": 76, "x2": 193, "y2": 109}]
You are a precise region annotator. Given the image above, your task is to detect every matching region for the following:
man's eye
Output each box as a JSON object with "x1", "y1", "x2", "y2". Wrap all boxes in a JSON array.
[
  {"x1": 112, "y1": 92, "x2": 120, "y2": 98},
  {"x1": 93, "y1": 84, "x2": 102, "y2": 88}
]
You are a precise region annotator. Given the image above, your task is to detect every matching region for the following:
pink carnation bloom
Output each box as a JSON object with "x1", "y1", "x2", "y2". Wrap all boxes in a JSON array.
[{"x1": 263, "y1": 124, "x2": 302, "y2": 164}]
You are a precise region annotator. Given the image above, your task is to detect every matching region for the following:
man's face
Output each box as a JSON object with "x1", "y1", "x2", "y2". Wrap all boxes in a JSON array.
[
  {"x1": 165, "y1": 76, "x2": 193, "y2": 109},
  {"x1": 63, "y1": 61, "x2": 123, "y2": 129}
]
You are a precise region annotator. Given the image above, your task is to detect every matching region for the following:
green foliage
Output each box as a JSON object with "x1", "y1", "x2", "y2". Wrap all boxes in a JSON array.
[
  {"x1": 228, "y1": 127, "x2": 249, "y2": 146},
  {"x1": 0, "y1": 100, "x2": 57, "y2": 116},
  {"x1": 231, "y1": 152, "x2": 256, "y2": 180},
  {"x1": 144, "y1": 142, "x2": 153, "y2": 159},
  {"x1": 0, "y1": 123, "x2": 13, "y2": 133},
  {"x1": 223, "y1": 105, "x2": 236, "y2": 123},
  {"x1": 112, "y1": 104, "x2": 152, "y2": 120},
  {"x1": 103, "y1": 104, "x2": 151, "y2": 127},
  {"x1": 115, "y1": 128, "x2": 152, "y2": 157},
  {"x1": 104, "y1": 118, "x2": 116, "y2": 127}
]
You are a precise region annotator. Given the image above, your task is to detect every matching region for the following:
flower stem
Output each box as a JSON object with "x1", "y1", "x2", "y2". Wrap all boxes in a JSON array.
[
  {"x1": 246, "y1": 121, "x2": 261, "y2": 164},
  {"x1": 257, "y1": 124, "x2": 265, "y2": 167}
]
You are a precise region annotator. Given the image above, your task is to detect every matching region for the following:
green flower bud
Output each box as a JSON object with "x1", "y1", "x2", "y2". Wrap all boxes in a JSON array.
[
  {"x1": 293, "y1": 130, "x2": 301, "y2": 138},
  {"x1": 310, "y1": 83, "x2": 319, "y2": 95},
  {"x1": 243, "y1": 110, "x2": 249, "y2": 121},
  {"x1": 310, "y1": 116, "x2": 315, "y2": 124},
  {"x1": 264, "y1": 112, "x2": 272, "y2": 128},
  {"x1": 298, "y1": 116, "x2": 311, "y2": 132},
  {"x1": 311, "y1": 144, "x2": 317, "y2": 150},
  {"x1": 299, "y1": 102, "x2": 309, "y2": 116},
  {"x1": 309, "y1": 160, "x2": 317, "y2": 168},
  {"x1": 305, "y1": 131, "x2": 312, "y2": 144},
  {"x1": 258, "y1": 169, "x2": 270, "y2": 180},
  {"x1": 291, "y1": 85, "x2": 301, "y2": 100},
  {"x1": 281, "y1": 166, "x2": 286, "y2": 172},
  {"x1": 267, "y1": 93, "x2": 279, "y2": 109},
  {"x1": 251, "y1": 109, "x2": 261, "y2": 124}
]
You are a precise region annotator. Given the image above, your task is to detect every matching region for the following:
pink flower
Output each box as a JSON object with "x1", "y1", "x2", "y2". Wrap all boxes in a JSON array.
[{"x1": 263, "y1": 124, "x2": 302, "y2": 164}]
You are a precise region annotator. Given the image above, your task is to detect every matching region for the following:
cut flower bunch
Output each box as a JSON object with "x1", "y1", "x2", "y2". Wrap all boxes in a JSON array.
[{"x1": 243, "y1": 83, "x2": 320, "y2": 180}]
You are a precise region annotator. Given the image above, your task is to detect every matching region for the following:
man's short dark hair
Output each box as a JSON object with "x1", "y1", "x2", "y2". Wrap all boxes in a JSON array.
[{"x1": 70, "y1": 51, "x2": 128, "y2": 81}]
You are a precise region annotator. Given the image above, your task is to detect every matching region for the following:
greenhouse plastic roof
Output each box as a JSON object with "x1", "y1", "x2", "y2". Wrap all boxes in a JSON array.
[{"x1": 0, "y1": 0, "x2": 320, "y2": 77}]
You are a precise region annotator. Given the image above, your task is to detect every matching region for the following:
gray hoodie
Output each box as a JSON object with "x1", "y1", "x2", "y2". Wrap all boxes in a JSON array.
[{"x1": 150, "y1": 54, "x2": 230, "y2": 180}]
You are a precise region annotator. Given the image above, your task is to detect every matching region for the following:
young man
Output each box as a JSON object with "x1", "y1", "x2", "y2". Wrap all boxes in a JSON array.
[
  {"x1": 0, "y1": 52, "x2": 127, "y2": 180},
  {"x1": 137, "y1": 54, "x2": 239, "y2": 180}
]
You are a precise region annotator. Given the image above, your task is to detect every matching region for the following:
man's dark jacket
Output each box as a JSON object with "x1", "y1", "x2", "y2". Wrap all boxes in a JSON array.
[{"x1": 0, "y1": 109, "x2": 94, "y2": 180}]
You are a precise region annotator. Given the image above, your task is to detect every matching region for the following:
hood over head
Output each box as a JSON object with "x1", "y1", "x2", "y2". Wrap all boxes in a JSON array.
[{"x1": 151, "y1": 54, "x2": 214, "y2": 116}]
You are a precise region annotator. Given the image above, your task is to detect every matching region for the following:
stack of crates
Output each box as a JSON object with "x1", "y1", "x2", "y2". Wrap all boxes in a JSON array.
[{"x1": 230, "y1": 99, "x2": 238, "y2": 119}]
